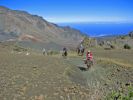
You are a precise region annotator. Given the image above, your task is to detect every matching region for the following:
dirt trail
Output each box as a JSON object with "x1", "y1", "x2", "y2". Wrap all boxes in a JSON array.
[{"x1": 0, "y1": 52, "x2": 93, "y2": 100}]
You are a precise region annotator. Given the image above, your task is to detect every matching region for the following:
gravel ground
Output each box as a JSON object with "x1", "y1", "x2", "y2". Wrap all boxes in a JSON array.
[{"x1": 0, "y1": 44, "x2": 133, "y2": 100}]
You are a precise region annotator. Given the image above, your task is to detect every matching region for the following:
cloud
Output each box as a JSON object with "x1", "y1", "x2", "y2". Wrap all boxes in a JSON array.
[{"x1": 43, "y1": 16, "x2": 133, "y2": 23}]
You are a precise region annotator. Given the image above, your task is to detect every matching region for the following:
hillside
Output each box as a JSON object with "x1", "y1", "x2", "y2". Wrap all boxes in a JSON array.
[
  {"x1": 0, "y1": 42, "x2": 133, "y2": 100},
  {"x1": 0, "y1": 6, "x2": 84, "y2": 50},
  {"x1": 94, "y1": 32, "x2": 133, "y2": 49}
]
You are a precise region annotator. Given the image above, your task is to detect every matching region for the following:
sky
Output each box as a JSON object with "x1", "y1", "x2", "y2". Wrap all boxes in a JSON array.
[{"x1": 0, "y1": 0, "x2": 133, "y2": 23}]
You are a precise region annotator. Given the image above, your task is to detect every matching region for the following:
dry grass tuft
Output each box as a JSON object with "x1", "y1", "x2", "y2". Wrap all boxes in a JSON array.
[{"x1": 97, "y1": 57, "x2": 133, "y2": 68}]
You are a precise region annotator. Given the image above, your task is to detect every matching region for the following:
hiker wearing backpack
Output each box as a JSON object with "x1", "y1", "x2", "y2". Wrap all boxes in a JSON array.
[
  {"x1": 62, "y1": 47, "x2": 68, "y2": 57},
  {"x1": 85, "y1": 50, "x2": 93, "y2": 69}
]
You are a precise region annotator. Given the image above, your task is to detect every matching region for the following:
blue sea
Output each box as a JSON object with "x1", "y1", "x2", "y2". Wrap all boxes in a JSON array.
[{"x1": 58, "y1": 22, "x2": 133, "y2": 37}]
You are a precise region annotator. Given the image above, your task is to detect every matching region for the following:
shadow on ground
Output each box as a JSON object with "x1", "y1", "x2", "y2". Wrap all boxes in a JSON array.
[{"x1": 78, "y1": 66, "x2": 87, "y2": 71}]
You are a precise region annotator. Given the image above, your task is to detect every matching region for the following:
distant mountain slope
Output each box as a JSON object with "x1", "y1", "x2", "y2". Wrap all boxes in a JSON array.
[{"x1": 0, "y1": 6, "x2": 85, "y2": 50}]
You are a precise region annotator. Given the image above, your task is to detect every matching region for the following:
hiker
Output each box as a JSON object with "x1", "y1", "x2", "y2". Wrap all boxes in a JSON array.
[
  {"x1": 80, "y1": 39, "x2": 83, "y2": 44},
  {"x1": 85, "y1": 50, "x2": 93, "y2": 68},
  {"x1": 62, "y1": 47, "x2": 67, "y2": 57},
  {"x1": 77, "y1": 47, "x2": 80, "y2": 55},
  {"x1": 42, "y1": 48, "x2": 47, "y2": 56},
  {"x1": 77, "y1": 44, "x2": 85, "y2": 56},
  {"x1": 80, "y1": 44, "x2": 85, "y2": 56},
  {"x1": 86, "y1": 50, "x2": 93, "y2": 63}
]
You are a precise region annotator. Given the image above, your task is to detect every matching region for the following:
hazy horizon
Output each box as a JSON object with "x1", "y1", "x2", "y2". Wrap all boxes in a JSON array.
[{"x1": 58, "y1": 22, "x2": 133, "y2": 37}]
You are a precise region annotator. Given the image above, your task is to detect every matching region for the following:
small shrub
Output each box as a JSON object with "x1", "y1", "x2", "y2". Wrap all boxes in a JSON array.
[
  {"x1": 13, "y1": 45, "x2": 27, "y2": 52},
  {"x1": 121, "y1": 37, "x2": 125, "y2": 39},
  {"x1": 124, "y1": 44, "x2": 131, "y2": 49},
  {"x1": 99, "y1": 41, "x2": 104, "y2": 46},
  {"x1": 104, "y1": 48, "x2": 112, "y2": 50},
  {"x1": 110, "y1": 45, "x2": 115, "y2": 49},
  {"x1": 99, "y1": 43, "x2": 103, "y2": 46},
  {"x1": 106, "y1": 86, "x2": 133, "y2": 100}
]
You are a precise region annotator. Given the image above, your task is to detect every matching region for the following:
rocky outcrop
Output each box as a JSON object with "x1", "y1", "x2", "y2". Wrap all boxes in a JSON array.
[
  {"x1": 82, "y1": 37, "x2": 98, "y2": 48},
  {"x1": 129, "y1": 31, "x2": 133, "y2": 38}
]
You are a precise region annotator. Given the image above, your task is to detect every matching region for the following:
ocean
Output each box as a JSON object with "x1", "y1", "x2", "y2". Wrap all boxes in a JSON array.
[{"x1": 58, "y1": 22, "x2": 133, "y2": 37}]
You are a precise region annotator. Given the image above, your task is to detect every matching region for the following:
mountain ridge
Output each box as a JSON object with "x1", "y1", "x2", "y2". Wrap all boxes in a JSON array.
[{"x1": 0, "y1": 6, "x2": 85, "y2": 50}]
